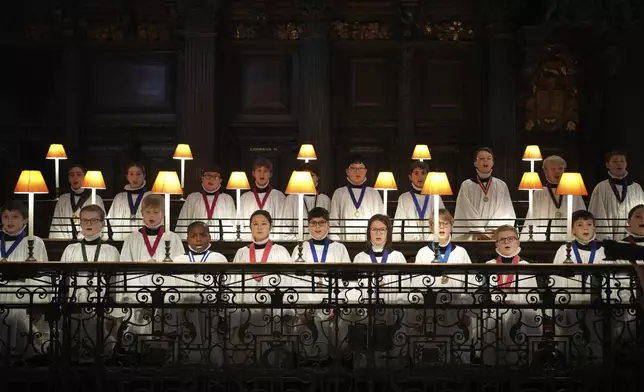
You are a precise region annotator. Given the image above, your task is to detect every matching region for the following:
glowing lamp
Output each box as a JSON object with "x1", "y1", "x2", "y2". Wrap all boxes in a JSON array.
[
  {"x1": 374, "y1": 172, "x2": 398, "y2": 215},
  {"x1": 14, "y1": 170, "x2": 49, "y2": 260},
  {"x1": 421, "y1": 172, "x2": 453, "y2": 252},
  {"x1": 226, "y1": 171, "x2": 251, "y2": 241},
  {"x1": 297, "y1": 144, "x2": 317, "y2": 163},
  {"x1": 81, "y1": 170, "x2": 106, "y2": 205},
  {"x1": 46, "y1": 144, "x2": 68, "y2": 199},
  {"x1": 411, "y1": 145, "x2": 431, "y2": 161}
]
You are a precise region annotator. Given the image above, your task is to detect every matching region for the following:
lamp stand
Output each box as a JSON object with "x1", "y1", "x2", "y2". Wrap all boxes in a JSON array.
[
  {"x1": 180, "y1": 159, "x2": 186, "y2": 201},
  {"x1": 432, "y1": 195, "x2": 440, "y2": 263},
  {"x1": 26, "y1": 193, "x2": 36, "y2": 261},
  {"x1": 26, "y1": 239, "x2": 36, "y2": 261},
  {"x1": 296, "y1": 194, "x2": 305, "y2": 262},
  {"x1": 163, "y1": 193, "x2": 173, "y2": 262},
  {"x1": 382, "y1": 190, "x2": 388, "y2": 216},
  {"x1": 54, "y1": 158, "x2": 60, "y2": 200},
  {"x1": 163, "y1": 240, "x2": 172, "y2": 262},
  {"x1": 235, "y1": 189, "x2": 242, "y2": 241},
  {"x1": 91, "y1": 189, "x2": 97, "y2": 205}
]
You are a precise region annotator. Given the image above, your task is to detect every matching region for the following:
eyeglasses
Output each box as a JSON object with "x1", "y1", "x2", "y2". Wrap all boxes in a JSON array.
[
  {"x1": 309, "y1": 220, "x2": 328, "y2": 227},
  {"x1": 80, "y1": 218, "x2": 103, "y2": 225},
  {"x1": 370, "y1": 228, "x2": 388, "y2": 234},
  {"x1": 348, "y1": 167, "x2": 366, "y2": 173},
  {"x1": 496, "y1": 236, "x2": 518, "y2": 244},
  {"x1": 203, "y1": 174, "x2": 221, "y2": 180}
]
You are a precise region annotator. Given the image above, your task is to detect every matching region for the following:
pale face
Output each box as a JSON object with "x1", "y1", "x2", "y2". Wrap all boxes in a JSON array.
[
  {"x1": 126, "y1": 167, "x2": 145, "y2": 189},
  {"x1": 1, "y1": 210, "x2": 26, "y2": 235},
  {"x1": 430, "y1": 218, "x2": 452, "y2": 243},
  {"x1": 628, "y1": 208, "x2": 644, "y2": 236},
  {"x1": 252, "y1": 166, "x2": 271, "y2": 187},
  {"x1": 495, "y1": 230, "x2": 520, "y2": 257},
  {"x1": 142, "y1": 207, "x2": 164, "y2": 228},
  {"x1": 543, "y1": 161, "x2": 565, "y2": 184},
  {"x1": 474, "y1": 151, "x2": 494, "y2": 174},
  {"x1": 188, "y1": 225, "x2": 212, "y2": 252},
  {"x1": 68, "y1": 167, "x2": 85, "y2": 191},
  {"x1": 369, "y1": 220, "x2": 388, "y2": 247},
  {"x1": 572, "y1": 219, "x2": 595, "y2": 241},
  {"x1": 606, "y1": 155, "x2": 627, "y2": 177},
  {"x1": 346, "y1": 163, "x2": 367, "y2": 184},
  {"x1": 409, "y1": 168, "x2": 428, "y2": 189},
  {"x1": 79, "y1": 210, "x2": 104, "y2": 237},
  {"x1": 250, "y1": 214, "x2": 271, "y2": 242},
  {"x1": 308, "y1": 217, "x2": 329, "y2": 239},
  {"x1": 201, "y1": 171, "x2": 222, "y2": 192},
  {"x1": 309, "y1": 172, "x2": 319, "y2": 187}
]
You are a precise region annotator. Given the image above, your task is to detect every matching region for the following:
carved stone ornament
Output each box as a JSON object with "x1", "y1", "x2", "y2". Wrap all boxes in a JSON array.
[
  {"x1": 274, "y1": 23, "x2": 302, "y2": 40},
  {"x1": 525, "y1": 46, "x2": 579, "y2": 132},
  {"x1": 331, "y1": 21, "x2": 390, "y2": 40},
  {"x1": 421, "y1": 21, "x2": 474, "y2": 41}
]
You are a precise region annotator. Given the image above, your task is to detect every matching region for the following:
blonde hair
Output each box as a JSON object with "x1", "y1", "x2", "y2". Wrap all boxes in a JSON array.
[
  {"x1": 494, "y1": 225, "x2": 518, "y2": 241},
  {"x1": 141, "y1": 194, "x2": 164, "y2": 211},
  {"x1": 437, "y1": 209, "x2": 454, "y2": 225},
  {"x1": 542, "y1": 155, "x2": 567, "y2": 170}
]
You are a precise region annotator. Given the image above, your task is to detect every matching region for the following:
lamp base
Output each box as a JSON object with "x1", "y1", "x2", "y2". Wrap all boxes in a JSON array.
[
  {"x1": 295, "y1": 241, "x2": 305, "y2": 262},
  {"x1": 235, "y1": 224, "x2": 242, "y2": 241},
  {"x1": 564, "y1": 241, "x2": 572, "y2": 263},
  {"x1": 55, "y1": 187, "x2": 60, "y2": 200},
  {"x1": 432, "y1": 241, "x2": 439, "y2": 263},
  {"x1": 528, "y1": 225, "x2": 534, "y2": 242},
  {"x1": 163, "y1": 240, "x2": 173, "y2": 262},
  {"x1": 26, "y1": 239, "x2": 36, "y2": 261}
]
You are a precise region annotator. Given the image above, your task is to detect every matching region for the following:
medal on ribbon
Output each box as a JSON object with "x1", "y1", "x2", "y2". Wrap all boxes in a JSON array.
[
  {"x1": 347, "y1": 184, "x2": 367, "y2": 218},
  {"x1": 369, "y1": 249, "x2": 389, "y2": 263},
  {"x1": 253, "y1": 187, "x2": 272, "y2": 210},
  {"x1": 70, "y1": 192, "x2": 90, "y2": 223},
  {"x1": 128, "y1": 189, "x2": 146, "y2": 219},
  {"x1": 572, "y1": 241, "x2": 596, "y2": 285},
  {"x1": 496, "y1": 255, "x2": 520, "y2": 289},
  {"x1": 142, "y1": 227, "x2": 165, "y2": 261},
  {"x1": 546, "y1": 185, "x2": 564, "y2": 218},
  {"x1": 1, "y1": 232, "x2": 26, "y2": 261},
  {"x1": 309, "y1": 238, "x2": 329, "y2": 263},
  {"x1": 477, "y1": 176, "x2": 492, "y2": 202},
  {"x1": 249, "y1": 240, "x2": 273, "y2": 281},
  {"x1": 410, "y1": 191, "x2": 429, "y2": 219},
  {"x1": 202, "y1": 192, "x2": 220, "y2": 220},
  {"x1": 431, "y1": 243, "x2": 452, "y2": 283}
]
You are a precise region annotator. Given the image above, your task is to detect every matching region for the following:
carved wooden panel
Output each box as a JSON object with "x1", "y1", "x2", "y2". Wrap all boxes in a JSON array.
[{"x1": 242, "y1": 56, "x2": 291, "y2": 111}]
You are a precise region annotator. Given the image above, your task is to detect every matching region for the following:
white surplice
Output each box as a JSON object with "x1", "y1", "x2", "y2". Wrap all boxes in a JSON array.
[
  {"x1": 329, "y1": 184, "x2": 384, "y2": 242},
  {"x1": 280, "y1": 193, "x2": 331, "y2": 240},
  {"x1": 49, "y1": 189, "x2": 105, "y2": 239},
  {"x1": 393, "y1": 189, "x2": 444, "y2": 242},
  {"x1": 521, "y1": 184, "x2": 586, "y2": 242},
  {"x1": 175, "y1": 190, "x2": 237, "y2": 241},
  {"x1": 588, "y1": 174, "x2": 644, "y2": 240},
  {"x1": 237, "y1": 186, "x2": 286, "y2": 241},
  {"x1": 106, "y1": 185, "x2": 150, "y2": 240}
]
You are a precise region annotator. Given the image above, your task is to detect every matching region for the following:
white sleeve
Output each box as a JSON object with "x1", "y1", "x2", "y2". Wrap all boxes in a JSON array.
[{"x1": 329, "y1": 189, "x2": 343, "y2": 241}]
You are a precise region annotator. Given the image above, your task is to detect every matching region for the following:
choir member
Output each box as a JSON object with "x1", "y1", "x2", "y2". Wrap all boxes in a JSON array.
[
  {"x1": 175, "y1": 166, "x2": 236, "y2": 241},
  {"x1": 522, "y1": 155, "x2": 585, "y2": 241},
  {"x1": 453, "y1": 147, "x2": 515, "y2": 240},
  {"x1": 237, "y1": 158, "x2": 286, "y2": 240},
  {"x1": 589, "y1": 150, "x2": 644, "y2": 240},
  {"x1": 106, "y1": 163, "x2": 150, "y2": 240},
  {"x1": 482, "y1": 225, "x2": 540, "y2": 366},
  {"x1": 231, "y1": 210, "x2": 292, "y2": 366},
  {"x1": 60, "y1": 205, "x2": 120, "y2": 362},
  {"x1": 393, "y1": 161, "x2": 445, "y2": 241},
  {"x1": 330, "y1": 155, "x2": 384, "y2": 241},
  {"x1": 0, "y1": 201, "x2": 49, "y2": 362},
  {"x1": 49, "y1": 164, "x2": 105, "y2": 239},
  {"x1": 409, "y1": 209, "x2": 473, "y2": 364},
  {"x1": 281, "y1": 163, "x2": 331, "y2": 240},
  {"x1": 290, "y1": 207, "x2": 350, "y2": 263},
  {"x1": 624, "y1": 204, "x2": 644, "y2": 245}
]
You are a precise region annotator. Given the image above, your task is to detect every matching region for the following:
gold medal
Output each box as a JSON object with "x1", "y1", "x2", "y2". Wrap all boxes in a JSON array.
[
  {"x1": 72, "y1": 214, "x2": 80, "y2": 224},
  {"x1": 378, "y1": 278, "x2": 385, "y2": 286},
  {"x1": 354, "y1": 210, "x2": 361, "y2": 217},
  {"x1": 0, "y1": 258, "x2": 7, "y2": 262},
  {"x1": 207, "y1": 220, "x2": 213, "y2": 226},
  {"x1": 316, "y1": 279, "x2": 325, "y2": 287},
  {"x1": 483, "y1": 196, "x2": 489, "y2": 202},
  {"x1": 555, "y1": 211, "x2": 562, "y2": 218},
  {"x1": 130, "y1": 214, "x2": 136, "y2": 220},
  {"x1": 441, "y1": 275, "x2": 449, "y2": 284}
]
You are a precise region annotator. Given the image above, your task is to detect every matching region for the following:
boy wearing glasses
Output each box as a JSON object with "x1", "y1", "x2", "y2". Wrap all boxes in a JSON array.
[
  {"x1": 330, "y1": 155, "x2": 384, "y2": 241},
  {"x1": 282, "y1": 163, "x2": 331, "y2": 240},
  {"x1": 61, "y1": 205, "x2": 120, "y2": 262},
  {"x1": 291, "y1": 207, "x2": 349, "y2": 262},
  {"x1": 175, "y1": 166, "x2": 236, "y2": 240}
]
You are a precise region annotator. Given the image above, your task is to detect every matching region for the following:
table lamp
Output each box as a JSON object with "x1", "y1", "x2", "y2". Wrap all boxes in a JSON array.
[
  {"x1": 173, "y1": 144, "x2": 193, "y2": 200},
  {"x1": 81, "y1": 170, "x2": 106, "y2": 206},
  {"x1": 46, "y1": 144, "x2": 67, "y2": 199},
  {"x1": 297, "y1": 144, "x2": 317, "y2": 164},
  {"x1": 285, "y1": 171, "x2": 317, "y2": 261},
  {"x1": 421, "y1": 172, "x2": 453, "y2": 261},
  {"x1": 556, "y1": 172, "x2": 588, "y2": 262},
  {"x1": 522, "y1": 145, "x2": 543, "y2": 173},
  {"x1": 374, "y1": 171, "x2": 397, "y2": 216},
  {"x1": 226, "y1": 171, "x2": 251, "y2": 241},
  {"x1": 412, "y1": 145, "x2": 431, "y2": 162},
  {"x1": 151, "y1": 171, "x2": 183, "y2": 262},
  {"x1": 518, "y1": 172, "x2": 543, "y2": 241},
  {"x1": 14, "y1": 170, "x2": 49, "y2": 261}
]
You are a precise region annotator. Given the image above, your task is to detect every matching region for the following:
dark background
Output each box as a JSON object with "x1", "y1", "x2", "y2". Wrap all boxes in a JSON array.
[{"x1": 2, "y1": 0, "x2": 644, "y2": 212}]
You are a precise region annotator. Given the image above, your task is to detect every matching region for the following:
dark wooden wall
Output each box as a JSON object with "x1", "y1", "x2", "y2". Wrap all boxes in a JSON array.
[{"x1": 2, "y1": 0, "x2": 644, "y2": 216}]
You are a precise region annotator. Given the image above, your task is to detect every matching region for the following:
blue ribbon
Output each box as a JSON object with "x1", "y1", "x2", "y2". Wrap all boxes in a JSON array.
[
  {"x1": 430, "y1": 242, "x2": 453, "y2": 263},
  {"x1": 309, "y1": 239, "x2": 329, "y2": 263},
  {"x1": 128, "y1": 188, "x2": 147, "y2": 216},
  {"x1": 572, "y1": 240, "x2": 596, "y2": 285},
  {"x1": 369, "y1": 249, "x2": 389, "y2": 264},
  {"x1": 346, "y1": 184, "x2": 367, "y2": 212},
  {"x1": 410, "y1": 191, "x2": 430, "y2": 218},
  {"x1": 1, "y1": 231, "x2": 26, "y2": 259}
]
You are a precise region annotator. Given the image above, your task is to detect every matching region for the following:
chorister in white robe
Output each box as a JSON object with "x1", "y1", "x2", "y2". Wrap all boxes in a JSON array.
[
  {"x1": 280, "y1": 193, "x2": 331, "y2": 240},
  {"x1": 454, "y1": 176, "x2": 516, "y2": 240},
  {"x1": 329, "y1": 184, "x2": 384, "y2": 242},
  {"x1": 49, "y1": 189, "x2": 106, "y2": 239},
  {"x1": 60, "y1": 240, "x2": 121, "y2": 362},
  {"x1": 521, "y1": 184, "x2": 586, "y2": 242},
  {"x1": 106, "y1": 185, "x2": 150, "y2": 240},
  {"x1": 409, "y1": 243, "x2": 473, "y2": 365},
  {"x1": 173, "y1": 248, "x2": 228, "y2": 364},
  {"x1": 237, "y1": 186, "x2": 286, "y2": 241},
  {"x1": 175, "y1": 189, "x2": 237, "y2": 241},
  {"x1": 393, "y1": 189, "x2": 444, "y2": 241},
  {"x1": 481, "y1": 256, "x2": 541, "y2": 366},
  {"x1": 588, "y1": 175, "x2": 644, "y2": 240},
  {"x1": 0, "y1": 232, "x2": 49, "y2": 360},
  {"x1": 230, "y1": 241, "x2": 293, "y2": 366}
]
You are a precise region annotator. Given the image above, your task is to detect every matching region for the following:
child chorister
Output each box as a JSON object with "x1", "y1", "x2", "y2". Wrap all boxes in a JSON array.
[
  {"x1": 106, "y1": 163, "x2": 150, "y2": 240},
  {"x1": 393, "y1": 161, "x2": 445, "y2": 241},
  {"x1": 237, "y1": 158, "x2": 286, "y2": 240},
  {"x1": 589, "y1": 150, "x2": 644, "y2": 240},
  {"x1": 175, "y1": 166, "x2": 237, "y2": 241},
  {"x1": 522, "y1": 155, "x2": 585, "y2": 241},
  {"x1": 281, "y1": 163, "x2": 331, "y2": 240},
  {"x1": 454, "y1": 147, "x2": 515, "y2": 240},
  {"x1": 290, "y1": 207, "x2": 350, "y2": 263},
  {"x1": 330, "y1": 155, "x2": 384, "y2": 241},
  {"x1": 50, "y1": 164, "x2": 105, "y2": 239}
]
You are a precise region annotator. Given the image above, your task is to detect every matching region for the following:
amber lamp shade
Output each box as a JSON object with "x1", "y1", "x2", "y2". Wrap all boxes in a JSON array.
[
  {"x1": 411, "y1": 145, "x2": 431, "y2": 161},
  {"x1": 518, "y1": 172, "x2": 543, "y2": 190},
  {"x1": 285, "y1": 171, "x2": 317, "y2": 194},
  {"x1": 173, "y1": 144, "x2": 193, "y2": 160},
  {"x1": 421, "y1": 172, "x2": 453, "y2": 196},
  {"x1": 46, "y1": 144, "x2": 68, "y2": 160}
]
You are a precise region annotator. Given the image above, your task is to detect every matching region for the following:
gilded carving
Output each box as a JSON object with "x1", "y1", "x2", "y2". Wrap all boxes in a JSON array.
[
  {"x1": 234, "y1": 24, "x2": 257, "y2": 39},
  {"x1": 525, "y1": 46, "x2": 579, "y2": 132},
  {"x1": 331, "y1": 21, "x2": 390, "y2": 40},
  {"x1": 274, "y1": 23, "x2": 302, "y2": 40},
  {"x1": 421, "y1": 21, "x2": 474, "y2": 41}
]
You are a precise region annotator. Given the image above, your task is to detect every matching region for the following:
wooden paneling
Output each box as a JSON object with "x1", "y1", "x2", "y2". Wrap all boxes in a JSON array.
[{"x1": 241, "y1": 56, "x2": 291, "y2": 111}]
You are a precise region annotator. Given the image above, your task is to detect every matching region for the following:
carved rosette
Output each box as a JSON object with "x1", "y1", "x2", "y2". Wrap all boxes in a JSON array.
[
  {"x1": 331, "y1": 21, "x2": 391, "y2": 40},
  {"x1": 420, "y1": 21, "x2": 474, "y2": 41}
]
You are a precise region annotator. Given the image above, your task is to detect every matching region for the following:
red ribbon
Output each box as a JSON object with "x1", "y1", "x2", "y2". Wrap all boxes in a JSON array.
[
  {"x1": 202, "y1": 192, "x2": 220, "y2": 219},
  {"x1": 496, "y1": 255, "x2": 519, "y2": 289},
  {"x1": 249, "y1": 240, "x2": 272, "y2": 281},
  {"x1": 142, "y1": 227, "x2": 165, "y2": 260},
  {"x1": 253, "y1": 187, "x2": 272, "y2": 210}
]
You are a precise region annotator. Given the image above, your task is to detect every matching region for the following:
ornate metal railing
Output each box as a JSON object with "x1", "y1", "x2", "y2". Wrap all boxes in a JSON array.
[{"x1": 0, "y1": 263, "x2": 641, "y2": 391}]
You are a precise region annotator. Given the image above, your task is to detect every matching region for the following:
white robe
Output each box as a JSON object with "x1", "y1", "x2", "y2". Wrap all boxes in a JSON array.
[
  {"x1": 393, "y1": 190, "x2": 444, "y2": 242},
  {"x1": 106, "y1": 188, "x2": 151, "y2": 240},
  {"x1": 0, "y1": 234, "x2": 49, "y2": 359},
  {"x1": 280, "y1": 193, "x2": 331, "y2": 240},
  {"x1": 175, "y1": 191, "x2": 237, "y2": 241},
  {"x1": 230, "y1": 242, "x2": 293, "y2": 366},
  {"x1": 329, "y1": 185, "x2": 384, "y2": 242},
  {"x1": 237, "y1": 187, "x2": 286, "y2": 241},
  {"x1": 522, "y1": 185, "x2": 586, "y2": 242},
  {"x1": 49, "y1": 191, "x2": 106, "y2": 239},
  {"x1": 60, "y1": 241, "x2": 121, "y2": 361},
  {"x1": 588, "y1": 177, "x2": 644, "y2": 240},
  {"x1": 409, "y1": 243, "x2": 473, "y2": 364},
  {"x1": 453, "y1": 177, "x2": 516, "y2": 240},
  {"x1": 481, "y1": 258, "x2": 541, "y2": 366}
]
